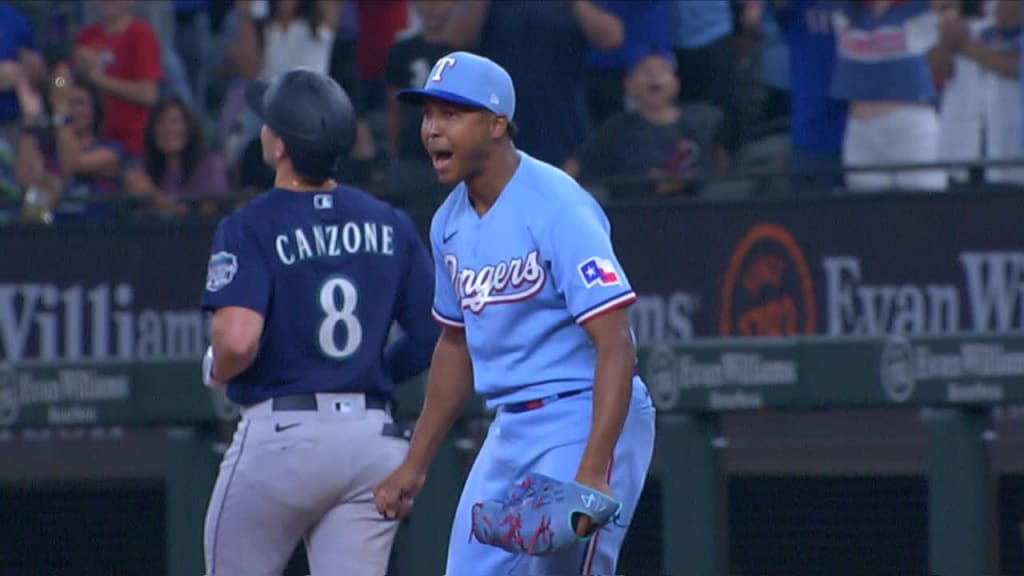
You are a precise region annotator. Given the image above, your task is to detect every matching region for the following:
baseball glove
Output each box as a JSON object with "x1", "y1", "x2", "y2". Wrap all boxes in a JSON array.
[{"x1": 470, "y1": 473, "x2": 621, "y2": 556}]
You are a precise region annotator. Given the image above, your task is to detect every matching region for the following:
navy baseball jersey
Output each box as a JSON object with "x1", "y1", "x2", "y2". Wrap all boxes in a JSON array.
[
  {"x1": 201, "y1": 186, "x2": 439, "y2": 405},
  {"x1": 430, "y1": 152, "x2": 636, "y2": 408}
]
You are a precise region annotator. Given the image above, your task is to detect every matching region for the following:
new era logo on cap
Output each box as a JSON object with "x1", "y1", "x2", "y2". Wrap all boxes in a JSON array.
[{"x1": 396, "y1": 51, "x2": 516, "y2": 120}]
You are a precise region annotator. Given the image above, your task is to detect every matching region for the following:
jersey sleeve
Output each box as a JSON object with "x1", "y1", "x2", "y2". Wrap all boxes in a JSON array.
[
  {"x1": 200, "y1": 214, "x2": 272, "y2": 315},
  {"x1": 538, "y1": 201, "x2": 636, "y2": 324},
  {"x1": 429, "y1": 210, "x2": 465, "y2": 327}
]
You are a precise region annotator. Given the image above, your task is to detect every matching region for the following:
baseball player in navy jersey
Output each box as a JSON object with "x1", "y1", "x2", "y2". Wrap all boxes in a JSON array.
[
  {"x1": 199, "y1": 67, "x2": 439, "y2": 576},
  {"x1": 373, "y1": 51, "x2": 656, "y2": 575}
]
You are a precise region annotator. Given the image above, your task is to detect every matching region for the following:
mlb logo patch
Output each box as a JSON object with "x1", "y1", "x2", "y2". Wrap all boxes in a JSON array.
[
  {"x1": 578, "y1": 257, "x2": 620, "y2": 288},
  {"x1": 313, "y1": 194, "x2": 333, "y2": 210}
]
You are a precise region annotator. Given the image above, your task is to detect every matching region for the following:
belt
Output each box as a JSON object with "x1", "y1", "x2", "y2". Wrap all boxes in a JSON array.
[
  {"x1": 503, "y1": 389, "x2": 585, "y2": 414},
  {"x1": 271, "y1": 393, "x2": 390, "y2": 412}
]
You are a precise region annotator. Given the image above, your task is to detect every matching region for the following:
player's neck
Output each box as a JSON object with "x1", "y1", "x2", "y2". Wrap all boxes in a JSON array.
[
  {"x1": 466, "y1": 146, "x2": 520, "y2": 217},
  {"x1": 274, "y1": 167, "x2": 337, "y2": 193}
]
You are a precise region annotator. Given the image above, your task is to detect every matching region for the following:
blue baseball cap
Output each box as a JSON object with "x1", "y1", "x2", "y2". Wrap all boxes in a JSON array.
[
  {"x1": 624, "y1": 45, "x2": 677, "y2": 75},
  {"x1": 396, "y1": 51, "x2": 516, "y2": 121}
]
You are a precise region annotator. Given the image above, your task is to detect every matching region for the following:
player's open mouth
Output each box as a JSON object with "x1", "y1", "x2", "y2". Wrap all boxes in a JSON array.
[{"x1": 432, "y1": 151, "x2": 454, "y2": 171}]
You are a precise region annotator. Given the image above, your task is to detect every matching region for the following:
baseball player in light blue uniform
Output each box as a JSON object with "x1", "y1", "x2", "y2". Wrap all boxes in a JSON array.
[{"x1": 374, "y1": 51, "x2": 656, "y2": 575}]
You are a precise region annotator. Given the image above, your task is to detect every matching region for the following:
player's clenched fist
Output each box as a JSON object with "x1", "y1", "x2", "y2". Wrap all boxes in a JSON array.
[{"x1": 374, "y1": 463, "x2": 426, "y2": 520}]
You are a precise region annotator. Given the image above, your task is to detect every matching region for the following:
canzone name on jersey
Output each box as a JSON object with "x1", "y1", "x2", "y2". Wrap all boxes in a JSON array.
[
  {"x1": 201, "y1": 186, "x2": 437, "y2": 406},
  {"x1": 274, "y1": 221, "x2": 396, "y2": 265},
  {"x1": 430, "y1": 152, "x2": 637, "y2": 407}
]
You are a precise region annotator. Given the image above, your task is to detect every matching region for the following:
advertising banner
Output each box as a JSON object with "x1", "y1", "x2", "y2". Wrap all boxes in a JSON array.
[
  {"x1": 612, "y1": 190, "x2": 1024, "y2": 344},
  {"x1": 3, "y1": 190, "x2": 1024, "y2": 361},
  {"x1": 1, "y1": 223, "x2": 215, "y2": 363}
]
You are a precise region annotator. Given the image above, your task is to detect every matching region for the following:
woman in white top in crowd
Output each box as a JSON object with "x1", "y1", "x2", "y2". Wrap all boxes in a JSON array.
[
  {"x1": 229, "y1": 0, "x2": 341, "y2": 151},
  {"x1": 228, "y1": 1, "x2": 375, "y2": 179},
  {"x1": 234, "y1": 0, "x2": 340, "y2": 77},
  {"x1": 831, "y1": 0, "x2": 947, "y2": 192}
]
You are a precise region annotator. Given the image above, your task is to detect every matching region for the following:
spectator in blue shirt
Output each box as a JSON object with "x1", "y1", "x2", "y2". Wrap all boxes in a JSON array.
[
  {"x1": 769, "y1": 0, "x2": 848, "y2": 194},
  {"x1": 0, "y1": 2, "x2": 46, "y2": 143}
]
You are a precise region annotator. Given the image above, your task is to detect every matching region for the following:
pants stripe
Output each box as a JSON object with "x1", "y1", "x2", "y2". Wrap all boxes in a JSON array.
[{"x1": 209, "y1": 419, "x2": 251, "y2": 575}]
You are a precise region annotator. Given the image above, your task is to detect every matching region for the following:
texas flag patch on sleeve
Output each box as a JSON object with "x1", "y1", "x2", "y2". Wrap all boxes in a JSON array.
[{"x1": 578, "y1": 257, "x2": 621, "y2": 288}]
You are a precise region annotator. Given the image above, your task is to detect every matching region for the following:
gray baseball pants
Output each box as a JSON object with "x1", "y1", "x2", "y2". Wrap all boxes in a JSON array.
[{"x1": 204, "y1": 393, "x2": 408, "y2": 576}]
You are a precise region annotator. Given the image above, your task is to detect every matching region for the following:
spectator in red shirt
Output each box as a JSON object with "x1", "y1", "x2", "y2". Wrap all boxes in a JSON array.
[
  {"x1": 73, "y1": 0, "x2": 163, "y2": 157},
  {"x1": 356, "y1": 0, "x2": 408, "y2": 111}
]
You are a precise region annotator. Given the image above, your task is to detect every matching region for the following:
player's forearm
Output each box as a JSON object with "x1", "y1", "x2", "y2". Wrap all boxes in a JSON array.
[
  {"x1": 210, "y1": 308, "x2": 264, "y2": 381},
  {"x1": 405, "y1": 330, "x2": 474, "y2": 472},
  {"x1": 213, "y1": 345, "x2": 258, "y2": 381},
  {"x1": 577, "y1": 331, "x2": 634, "y2": 481}
]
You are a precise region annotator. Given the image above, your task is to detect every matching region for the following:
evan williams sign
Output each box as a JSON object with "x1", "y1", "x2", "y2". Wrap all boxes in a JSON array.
[
  {"x1": 712, "y1": 198, "x2": 1024, "y2": 337},
  {"x1": 608, "y1": 190, "x2": 1024, "y2": 340},
  {"x1": 822, "y1": 253, "x2": 1024, "y2": 336},
  {"x1": 718, "y1": 222, "x2": 1024, "y2": 338}
]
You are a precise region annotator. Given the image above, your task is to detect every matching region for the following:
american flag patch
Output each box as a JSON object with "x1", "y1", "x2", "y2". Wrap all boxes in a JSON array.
[{"x1": 578, "y1": 257, "x2": 621, "y2": 288}]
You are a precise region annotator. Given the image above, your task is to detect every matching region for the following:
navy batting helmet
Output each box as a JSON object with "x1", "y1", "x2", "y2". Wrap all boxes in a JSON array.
[{"x1": 245, "y1": 67, "x2": 356, "y2": 180}]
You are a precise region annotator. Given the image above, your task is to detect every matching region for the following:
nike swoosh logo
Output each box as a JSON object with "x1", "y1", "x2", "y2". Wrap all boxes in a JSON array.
[
  {"x1": 275, "y1": 422, "x2": 301, "y2": 432},
  {"x1": 443, "y1": 230, "x2": 458, "y2": 243}
]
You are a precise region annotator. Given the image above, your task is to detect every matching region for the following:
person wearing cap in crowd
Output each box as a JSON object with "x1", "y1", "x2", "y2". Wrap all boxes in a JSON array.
[
  {"x1": 373, "y1": 50, "x2": 656, "y2": 576},
  {"x1": 577, "y1": 45, "x2": 729, "y2": 199},
  {"x1": 198, "y1": 66, "x2": 439, "y2": 576}
]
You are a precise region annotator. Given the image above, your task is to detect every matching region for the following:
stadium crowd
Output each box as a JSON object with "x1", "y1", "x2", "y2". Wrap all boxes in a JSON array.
[{"x1": 0, "y1": 0, "x2": 1020, "y2": 224}]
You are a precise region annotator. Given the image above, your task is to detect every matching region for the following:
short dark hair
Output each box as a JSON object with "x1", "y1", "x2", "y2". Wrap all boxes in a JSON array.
[
  {"x1": 506, "y1": 119, "x2": 518, "y2": 141},
  {"x1": 289, "y1": 151, "x2": 336, "y2": 186}
]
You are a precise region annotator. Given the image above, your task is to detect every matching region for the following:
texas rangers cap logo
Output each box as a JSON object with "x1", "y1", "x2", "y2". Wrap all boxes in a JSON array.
[{"x1": 578, "y1": 257, "x2": 621, "y2": 288}]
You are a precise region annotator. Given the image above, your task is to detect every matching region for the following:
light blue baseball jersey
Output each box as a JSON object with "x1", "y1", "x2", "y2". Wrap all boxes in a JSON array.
[{"x1": 430, "y1": 152, "x2": 637, "y2": 407}]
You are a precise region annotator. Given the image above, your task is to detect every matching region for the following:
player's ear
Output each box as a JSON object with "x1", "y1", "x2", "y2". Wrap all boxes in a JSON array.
[
  {"x1": 274, "y1": 137, "x2": 288, "y2": 163},
  {"x1": 490, "y1": 115, "x2": 508, "y2": 140}
]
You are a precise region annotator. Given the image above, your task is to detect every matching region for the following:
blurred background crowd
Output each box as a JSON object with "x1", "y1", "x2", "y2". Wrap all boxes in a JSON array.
[{"x1": 0, "y1": 0, "x2": 1019, "y2": 224}]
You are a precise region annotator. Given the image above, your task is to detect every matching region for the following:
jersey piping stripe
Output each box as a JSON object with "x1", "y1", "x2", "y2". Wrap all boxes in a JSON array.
[
  {"x1": 575, "y1": 292, "x2": 637, "y2": 325},
  {"x1": 209, "y1": 419, "x2": 251, "y2": 574},
  {"x1": 432, "y1": 308, "x2": 465, "y2": 327},
  {"x1": 580, "y1": 453, "x2": 615, "y2": 575}
]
